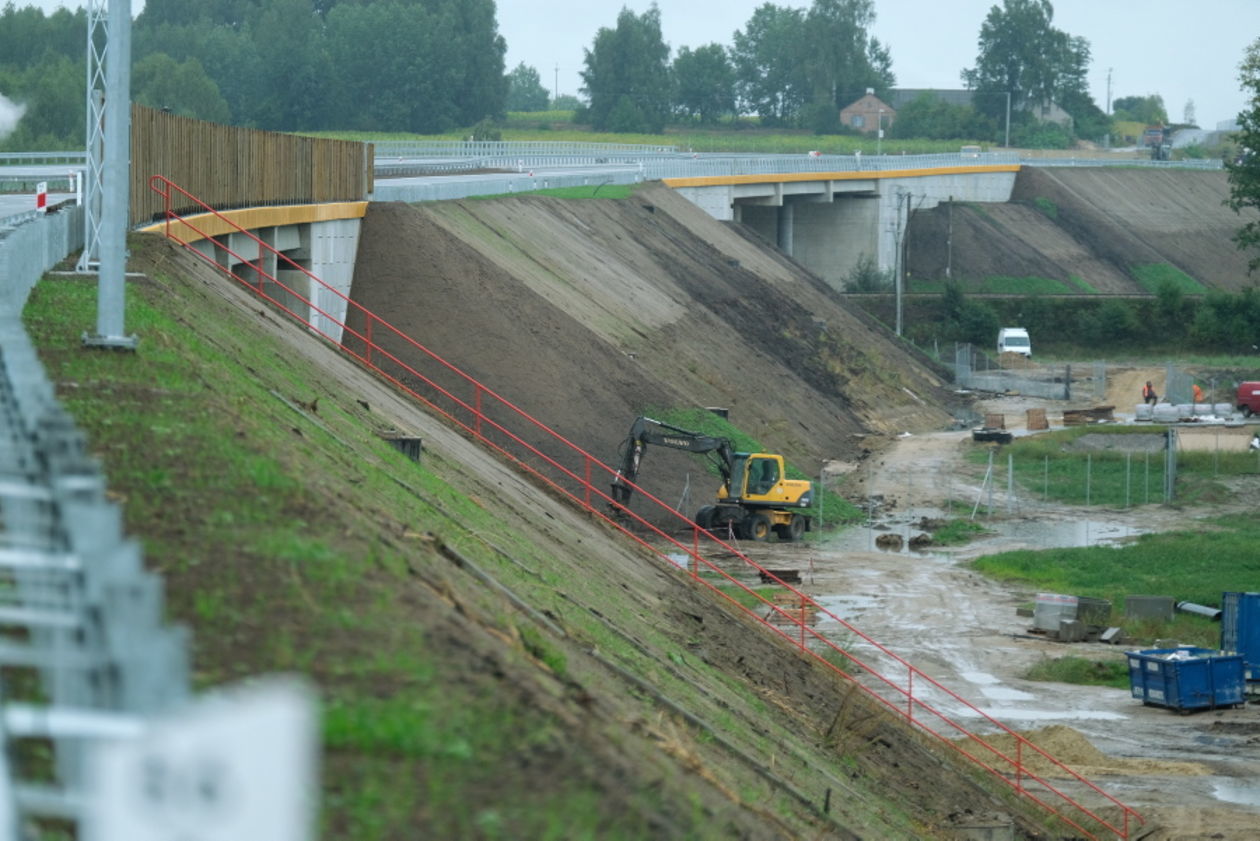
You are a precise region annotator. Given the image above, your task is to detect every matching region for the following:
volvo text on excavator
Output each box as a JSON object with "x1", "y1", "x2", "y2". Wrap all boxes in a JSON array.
[{"x1": 609, "y1": 416, "x2": 814, "y2": 541}]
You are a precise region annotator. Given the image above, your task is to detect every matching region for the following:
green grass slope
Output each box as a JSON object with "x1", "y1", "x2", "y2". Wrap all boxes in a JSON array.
[{"x1": 22, "y1": 236, "x2": 1052, "y2": 839}]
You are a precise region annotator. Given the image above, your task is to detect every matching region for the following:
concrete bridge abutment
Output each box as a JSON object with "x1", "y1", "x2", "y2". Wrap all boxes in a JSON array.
[
  {"x1": 141, "y1": 203, "x2": 366, "y2": 343},
  {"x1": 668, "y1": 165, "x2": 1017, "y2": 292}
]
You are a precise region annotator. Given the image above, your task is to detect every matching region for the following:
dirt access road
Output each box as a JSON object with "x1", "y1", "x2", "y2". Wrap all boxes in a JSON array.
[{"x1": 740, "y1": 374, "x2": 1260, "y2": 841}]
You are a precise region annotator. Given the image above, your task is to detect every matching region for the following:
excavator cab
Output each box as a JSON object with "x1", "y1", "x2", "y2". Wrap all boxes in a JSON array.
[
  {"x1": 722, "y1": 453, "x2": 810, "y2": 507},
  {"x1": 727, "y1": 454, "x2": 779, "y2": 498}
]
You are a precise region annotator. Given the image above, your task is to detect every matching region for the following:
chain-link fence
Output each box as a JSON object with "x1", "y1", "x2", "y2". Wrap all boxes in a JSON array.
[{"x1": 948, "y1": 343, "x2": 1107, "y2": 403}]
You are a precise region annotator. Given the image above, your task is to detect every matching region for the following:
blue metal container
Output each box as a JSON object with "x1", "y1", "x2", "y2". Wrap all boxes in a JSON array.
[
  {"x1": 1221, "y1": 591, "x2": 1260, "y2": 681},
  {"x1": 1126, "y1": 646, "x2": 1245, "y2": 712}
]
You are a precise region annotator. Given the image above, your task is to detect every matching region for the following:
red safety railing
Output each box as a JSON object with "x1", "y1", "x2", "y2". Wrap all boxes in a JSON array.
[{"x1": 148, "y1": 175, "x2": 1141, "y2": 840}]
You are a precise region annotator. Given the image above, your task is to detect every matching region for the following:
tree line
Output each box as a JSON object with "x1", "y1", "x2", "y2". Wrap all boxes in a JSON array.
[
  {"x1": 1, "y1": 0, "x2": 1151, "y2": 151},
  {"x1": 0, "y1": 0, "x2": 506, "y2": 147},
  {"x1": 879, "y1": 282, "x2": 1260, "y2": 357}
]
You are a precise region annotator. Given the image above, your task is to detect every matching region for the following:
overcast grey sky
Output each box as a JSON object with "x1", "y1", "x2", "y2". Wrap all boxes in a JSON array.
[
  {"x1": 499, "y1": 0, "x2": 1255, "y2": 128},
  {"x1": 22, "y1": 0, "x2": 1258, "y2": 128}
]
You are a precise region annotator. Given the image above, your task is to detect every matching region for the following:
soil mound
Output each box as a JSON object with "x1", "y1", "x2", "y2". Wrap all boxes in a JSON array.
[
  {"x1": 976, "y1": 724, "x2": 1210, "y2": 778},
  {"x1": 907, "y1": 167, "x2": 1254, "y2": 293},
  {"x1": 348, "y1": 185, "x2": 963, "y2": 520}
]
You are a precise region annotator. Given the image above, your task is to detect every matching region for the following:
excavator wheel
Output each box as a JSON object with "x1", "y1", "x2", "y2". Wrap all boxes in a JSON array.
[
  {"x1": 744, "y1": 512, "x2": 772, "y2": 542},
  {"x1": 783, "y1": 514, "x2": 806, "y2": 542},
  {"x1": 694, "y1": 505, "x2": 716, "y2": 530}
]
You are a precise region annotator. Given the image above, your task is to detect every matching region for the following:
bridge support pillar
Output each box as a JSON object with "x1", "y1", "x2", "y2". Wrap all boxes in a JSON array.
[{"x1": 777, "y1": 203, "x2": 794, "y2": 257}]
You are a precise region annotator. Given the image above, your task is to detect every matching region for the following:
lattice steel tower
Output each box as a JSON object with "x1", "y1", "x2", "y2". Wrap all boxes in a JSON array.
[{"x1": 79, "y1": 0, "x2": 137, "y2": 349}]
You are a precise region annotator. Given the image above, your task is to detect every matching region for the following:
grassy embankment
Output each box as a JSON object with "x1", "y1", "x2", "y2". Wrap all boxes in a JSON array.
[
  {"x1": 23, "y1": 267, "x2": 644, "y2": 839},
  {"x1": 23, "y1": 241, "x2": 981, "y2": 840},
  {"x1": 965, "y1": 426, "x2": 1260, "y2": 667}
]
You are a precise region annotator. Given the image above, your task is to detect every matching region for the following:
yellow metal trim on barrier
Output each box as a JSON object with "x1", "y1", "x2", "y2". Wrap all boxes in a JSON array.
[
  {"x1": 661, "y1": 164, "x2": 1021, "y2": 189},
  {"x1": 138, "y1": 201, "x2": 369, "y2": 242}
]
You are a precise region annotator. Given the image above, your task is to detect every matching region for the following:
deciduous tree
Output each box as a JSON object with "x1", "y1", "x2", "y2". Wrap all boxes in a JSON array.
[
  {"x1": 132, "y1": 53, "x2": 231, "y2": 123},
  {"x1": 962, "y1": 0, "x2": 1095, "y2": 132},
  {"x1": 671, "y1": 44, "x2": 735, "y2": 124},
  {"x1": 888, "y1": 93, "x2": 993, "y2": 141},
  {"x1": 802, "y1": 0, "x2": 892, "y2": 112},
  {"x1": 1112, "y1": 94, "x2": 1168, "y2": 125},
  {"x1": 1227, "y1": 36, "x2": 1260, "y2": 273},
  {"x1": 506, "y1": 62, "x2": 550, "y2": 112},
  {"x1": 731, "y1": 3, "x2": 809, "y2": 126},
  {"x1": 580, "y1": 4, "x2": 671, "y2": 133}
]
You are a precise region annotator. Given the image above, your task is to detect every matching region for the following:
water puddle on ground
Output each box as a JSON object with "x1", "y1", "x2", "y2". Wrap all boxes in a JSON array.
[
  {"x1": 824, "y1": 505, "x2": 1143, "y2": 558},
  {"x1": 812, "y1": 594, "x2": 880, "y2": 622},
  {"x1": 1214, "y1": 779, "x2": 1260, "y2": 808},
  {"x1": 960, "y1": 670, "x2": 1036, "y2": 702},
  {"x1": 972, "y1": 706, "x2": 1127, "y2": 722}
]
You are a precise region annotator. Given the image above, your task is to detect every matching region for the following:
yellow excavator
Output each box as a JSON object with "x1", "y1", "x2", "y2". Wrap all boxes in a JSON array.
[{"x1": 609, "y1": 416, "x2": 814, "y2": 541}]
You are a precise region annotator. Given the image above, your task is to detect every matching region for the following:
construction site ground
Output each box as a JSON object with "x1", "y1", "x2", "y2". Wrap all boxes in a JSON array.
[
  {"x1": 339, "y1": 177, "x2": 1260, "y2": 839},
  {"x1": 71, "y1": 164, "x2": 1259, "y2": 839},
  {"x1": 751, "y1": 367, "x2": 1260, "y2": 841}
]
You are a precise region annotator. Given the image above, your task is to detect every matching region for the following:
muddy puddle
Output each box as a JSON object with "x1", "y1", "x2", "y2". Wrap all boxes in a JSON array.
[
  {"x1": 1214, "y1": 779, "x2": 1260, "y2": 808},
  {"x1": 824, "y1": 504, "x2": 1144, "y2": 559}
]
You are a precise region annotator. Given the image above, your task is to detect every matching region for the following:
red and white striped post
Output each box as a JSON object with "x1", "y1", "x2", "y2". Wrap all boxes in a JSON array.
[{"x1": 35, "y1": 182, "x2": 47, "y2": 214}]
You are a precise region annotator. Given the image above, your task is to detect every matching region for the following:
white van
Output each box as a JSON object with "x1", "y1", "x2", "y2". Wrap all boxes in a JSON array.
[{"x1": 997, "y1": 327, "x2": 1031, "y2": 357}]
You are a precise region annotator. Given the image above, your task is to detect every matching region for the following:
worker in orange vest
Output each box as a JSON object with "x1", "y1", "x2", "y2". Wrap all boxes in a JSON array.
[{"x1": 1142, "y1": 381, "x2": 1158, "y2": 405}]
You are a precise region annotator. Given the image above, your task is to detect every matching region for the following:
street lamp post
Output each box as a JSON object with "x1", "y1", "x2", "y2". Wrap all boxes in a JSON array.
[
  {"x1": 1004, "y1": 91, "x2": 1011, "y2": 148},
  {"x1": 877, "y1": 108, "x2": 884, "y2": 156}
]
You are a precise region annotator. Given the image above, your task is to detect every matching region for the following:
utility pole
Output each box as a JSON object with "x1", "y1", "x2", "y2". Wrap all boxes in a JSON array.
[
  {"x1": 1105, "y1": 68, "x2": 1113, "y2": 148},
  {"x1": 893, "y1": 190, "x2": 909, "y2": 336},
  {"x1": 554, "y1": 64, "x2": 558, "y2": 105},
  {"x1": 83, "y1": 0, "x2": 137, "y2": 350},
  {"x1": 1004, "y1": 91, "x2": 1011, "y2": 148}
]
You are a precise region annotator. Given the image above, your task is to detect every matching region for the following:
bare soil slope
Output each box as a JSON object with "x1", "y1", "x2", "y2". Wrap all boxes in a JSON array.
[
  {"x1": 908, "y1": 167, "x2": 1253, "y2": 292},
  {"x1": 349, "y1": 185, "x2": 962, "y2": 518}
]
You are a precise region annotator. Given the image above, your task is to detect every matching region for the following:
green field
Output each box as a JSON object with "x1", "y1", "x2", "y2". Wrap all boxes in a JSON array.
[
  {"x1": 303, "y1": 123, "x2": 984, "y2": 157},
  {"x1": 966, "y1": 427, "x2": 1259, "y2": 649}
]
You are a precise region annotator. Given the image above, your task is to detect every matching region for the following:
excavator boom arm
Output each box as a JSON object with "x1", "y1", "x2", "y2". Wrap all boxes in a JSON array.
[{"x1": 610, "y1": 416, "x2": 733, "y2": 506}]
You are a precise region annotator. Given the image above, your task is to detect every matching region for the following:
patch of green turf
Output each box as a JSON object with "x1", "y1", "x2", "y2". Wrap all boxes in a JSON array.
[{"x1": 1130, "y1": 263, "x2": 1206, "y2": 294}]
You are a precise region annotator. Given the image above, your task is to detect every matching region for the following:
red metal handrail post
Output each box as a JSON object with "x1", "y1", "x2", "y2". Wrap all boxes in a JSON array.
[
  {"x1": 474, "y1": 385, "x2": 483, "y2": 438},
  {"x1": 365, "y1": 314, "x2": 374, "y2": 367},
  {"x1": 907, "y1": 668, "x2": 914, "y2": 724},
  {"x1": 158, "y1": 177, "x2": 171, "y2": 238},
  {"x1": 691, "y1": 528, "x2": 700, "y2": 579},
  {"x1": 1016, "y1": 740, "x2": 1024, "y2": 794},
  {"x1": 799, "y1": 594, "x2": 806, "y2": 650},
  {"x1": 584, "y1": 456, "x2": 592, "y2": 508}
]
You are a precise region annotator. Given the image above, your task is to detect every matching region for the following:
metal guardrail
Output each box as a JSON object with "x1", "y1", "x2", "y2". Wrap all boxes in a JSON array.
[
  {"x1": 0, "y1": 152, "x2": 87, "y2": 167},
  {"x1": 373, "y1": 140, "x2": 679, "y2": 158},
  {"x1": 150, "y1": 173, "x2": 1143, "y2": 841},
  {"x1": 1023, "y1": 156, "x2": 1223, "y2": 170},
  {"x1": 368, "y1": 150, "x2": 1024, "y2": 203},
  {"x1": 0, "y1": 209, "x2": 43, "y2": 231},
  {"x1": 368, "y1": 142, "x2": 1223, "y2": 179},
  {"x1": 0, "y1": 207, "x2": 194, "y2": 835}
]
